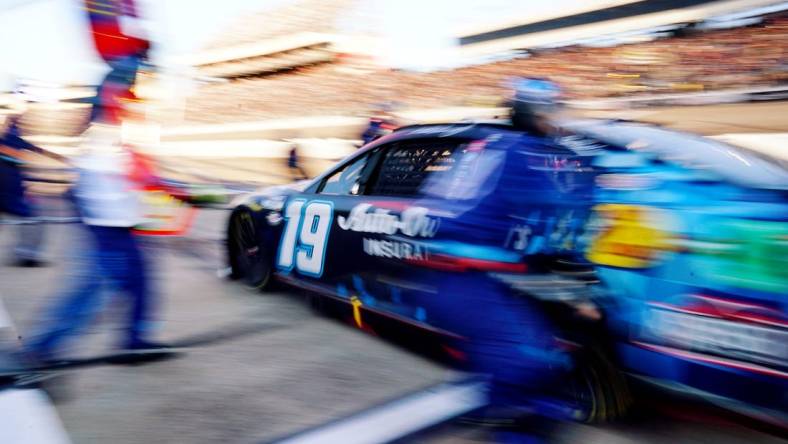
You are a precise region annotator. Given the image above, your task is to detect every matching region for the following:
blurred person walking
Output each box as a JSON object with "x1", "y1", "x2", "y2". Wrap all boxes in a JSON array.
[
  {"x1": 26, "y1": 124, "x2": 163, "y2": 360},
  {"x1": 22, "y1": 0, "x2": 174, "y2": 363},
  {"x1": 0, "y1": 113, "x2": 52, "y2": 267},
  {"x1": 287, "y1": 142, "x2": 309, "y2": 181},
  {"x1": 360, "y1": 104, "x2": 399, "y2": 146}
]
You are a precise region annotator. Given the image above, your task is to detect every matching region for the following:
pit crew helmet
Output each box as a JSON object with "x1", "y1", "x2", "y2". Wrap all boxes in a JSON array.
[{"x1": 509, "y1": 77, "x2": 562, "y2": 135}]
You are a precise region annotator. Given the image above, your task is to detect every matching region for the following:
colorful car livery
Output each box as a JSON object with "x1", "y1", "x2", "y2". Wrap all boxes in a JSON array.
[{"x1": 227, "y1": 119, "x2": 788, "y2": 425}]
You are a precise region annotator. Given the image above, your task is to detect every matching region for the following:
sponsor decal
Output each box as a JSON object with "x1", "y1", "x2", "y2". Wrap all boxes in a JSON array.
[
  {"x1": 507, "y1": 209, "x2": 588, "y2": 254},
  {"x1": 350, "y1": 295, "x2": 364, "y2": 328},
  {"x1": 644, "y1": 297, "x2": 788, "y2": 370},
  {"x1": 595, "y1": 173, "x2": 656, "y2": 190},
  {"x1": 265, "y1": 212, "x2": 283, "y2": 225},
  {"x1": 688, "y1": 218, "x2": 788, "y2": 295},
  {"x1": 505, "y1": 225, "x2": 532, "y2": 251},
  {"x1": 338, "y1": 203, "x2": 440, "y2": 237},
  {"x1": 363, "y1": 237, "x2": 428, "y2": 261},
  {"x1": 586, "y1": 204, "x2": 680, "y2": 268}
]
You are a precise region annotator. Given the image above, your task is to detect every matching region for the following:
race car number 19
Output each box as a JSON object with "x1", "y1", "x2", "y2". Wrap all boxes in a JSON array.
[{"x1": 277, "y1": 199, "x2": 334, "y2": 277}]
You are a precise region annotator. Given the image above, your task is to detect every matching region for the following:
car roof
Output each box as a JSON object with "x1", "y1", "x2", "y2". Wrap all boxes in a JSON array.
[
  {"x1": 388, "y1": 119, "x2": 788, "y2": 190},
  {"x1": 388, "y1": 121, "x2": 518, "y2": 140},
  {"x1": 565, "y1": 119, "x2": 788, "y2": 190}
]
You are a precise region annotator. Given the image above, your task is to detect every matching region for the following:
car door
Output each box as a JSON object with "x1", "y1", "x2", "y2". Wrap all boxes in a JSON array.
[
  {"x1": 274, "y1": 137, "x2": 486, "y2": 328},
  {"x1": 273, "y1": 149, "x2": 377, "y2": 293},
  {"x1": 332, "y1": 137, "x2": 473, "y2": 324}
]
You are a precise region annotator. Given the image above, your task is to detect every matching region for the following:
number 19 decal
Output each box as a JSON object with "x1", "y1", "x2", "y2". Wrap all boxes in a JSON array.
[{"x1": 277, "y1": 199, "x2": 334, "y2": 277}]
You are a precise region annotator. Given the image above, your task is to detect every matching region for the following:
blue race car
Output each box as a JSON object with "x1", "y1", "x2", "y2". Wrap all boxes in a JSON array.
[
  {"x1": 567, "y1": 120, "x2": 788, "y2": 428},
  {"x1": 226, "y1": 119, "x2": 787, "y2": 424}
]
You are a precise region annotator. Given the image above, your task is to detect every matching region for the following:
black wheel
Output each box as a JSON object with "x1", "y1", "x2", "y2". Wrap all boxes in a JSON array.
[
  {"x1": 228, "y1": 210, "x2": 272, "y2": 290},
  {"x1": 562, "y1": 347, "x2": 632, "y2": 423}
]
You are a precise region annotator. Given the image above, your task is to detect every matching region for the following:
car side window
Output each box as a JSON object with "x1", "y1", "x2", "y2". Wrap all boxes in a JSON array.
[
  {"x1": 317, "y1": 153, "x2": 369, "y2": 195},
  {"x1": 421, "y1": 146, "x2": 505, "y2": 201},
  {"x1": 367, "y1": 139, "x2": 465, "y2": 197}
]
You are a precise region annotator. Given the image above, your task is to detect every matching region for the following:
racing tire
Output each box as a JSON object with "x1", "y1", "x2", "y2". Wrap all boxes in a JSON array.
[
  {"x1": 564, "y1": 346, "x2": 632, "y2": 423},
  {"x1": 228, "y1": 210, "x2": 273, "y2": 291}
]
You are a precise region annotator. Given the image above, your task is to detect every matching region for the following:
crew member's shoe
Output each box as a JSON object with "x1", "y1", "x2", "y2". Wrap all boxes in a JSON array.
[
  {"x1": 12, "y1": 258, "x2": 47, "y2": 268},
  {"x1": 115, "y1": 340, "x2": 182, "y2": 364},
  {"x1": 123, "y1": 340, "x2": 177, "y2": 352}
]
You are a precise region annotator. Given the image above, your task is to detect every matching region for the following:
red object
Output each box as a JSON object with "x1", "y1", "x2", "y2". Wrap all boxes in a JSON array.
[
  {"x1": 127, "y1": 149, "x2": 160, "y2": 191},
  {"x1": 442, "y1": 344, "x2": 467, "y2": 362},
  {"x1": 99, "y1": 86, "x2": 137, "y2": 125},
  {"x1": 650, "y1": 294, "x2": 788, "y2": 329},
  {"x1": 407, "y1": 254, "x2": 528, "y2": 273},
  {"x1": 131, "y1": 207, "x2": 197, "y2": 237},
  {"x1": 85, "y1": 0, "x2": 149, "y2": 62},
  {"x1": 89, "y1": 21, "x2": 149, "y2": 62}
]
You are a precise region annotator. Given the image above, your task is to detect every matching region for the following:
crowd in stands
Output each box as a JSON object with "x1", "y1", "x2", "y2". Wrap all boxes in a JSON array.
[{"x1": 185, "y1": 14, "x2": 788, "y2": 123}]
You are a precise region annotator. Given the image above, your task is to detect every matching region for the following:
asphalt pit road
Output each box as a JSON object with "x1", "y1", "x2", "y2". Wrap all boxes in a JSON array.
[{"x1": 168, "y1": 321, "x2": 288, "y2": 348}]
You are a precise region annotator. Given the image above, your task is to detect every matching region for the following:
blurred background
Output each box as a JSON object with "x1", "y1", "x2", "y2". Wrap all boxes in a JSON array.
[
  {"x1": 1, "y1": 0, "x2": 786, "y2": 190},
  {"x1": 0, "y1": 0, "x2": 786, "y2": 443}
]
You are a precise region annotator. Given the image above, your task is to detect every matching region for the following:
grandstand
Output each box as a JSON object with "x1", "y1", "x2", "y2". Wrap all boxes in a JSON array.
[
  {"x1": 188, "y1": 32, "x2": 336, "y2": 80},
  {"x1": 3, "y1": 0, "x2": 786, "y2": 185},
  {"x1": 184, "y1": 0, "x2": 788, "y2": 124},
  {"x1": 0, "y1": 71, "x2": 169, "y2": 148},
  {"x1": 4, "y1": 0, "x2": 786, "y2": 136},
  {"x1": 183, "y1": 0, "x2": 376, "y2": 81},
  {"x1": 0, "y1": 84, "x2": 92, "y2": 138},
  {"x1": 454, "y1": 0, "x2": 782, "y2": 57}
]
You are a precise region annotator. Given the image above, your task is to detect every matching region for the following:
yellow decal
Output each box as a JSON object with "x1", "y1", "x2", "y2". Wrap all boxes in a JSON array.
[
  {"x1": 586, "y1": 204, "x2": 678, "y2": 269},
  {"x1": 350, "y1": 295, "x2": 364, "y2": 328},
  {"x1": 135, "y1": 190, "x2": 197, "y2": 236}
]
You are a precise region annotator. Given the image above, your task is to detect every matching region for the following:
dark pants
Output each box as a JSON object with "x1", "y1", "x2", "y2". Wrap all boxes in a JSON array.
[
  {"x1": 28, "y1": 225, "x2": 154, "y2": 359},
  {"x1": 0, "y1": 161, "x2": 30, "y2": 217},
  {"x1": 289, "y1": 164, "x2": 308, "y2": 181}
]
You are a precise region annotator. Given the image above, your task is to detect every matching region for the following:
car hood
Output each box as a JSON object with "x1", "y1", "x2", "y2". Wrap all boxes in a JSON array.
[
  {"x1": 255, "y1": 179, "x2": 312, "y2": 196},
  {"x1": 231, "y1": 179, "x2": 312, "y2": 208}
]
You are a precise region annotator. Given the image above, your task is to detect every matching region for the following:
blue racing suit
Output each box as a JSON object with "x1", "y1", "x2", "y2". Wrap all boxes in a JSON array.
[{"x1": 405, "y1": 132, "x2": 594, "y2": 409}]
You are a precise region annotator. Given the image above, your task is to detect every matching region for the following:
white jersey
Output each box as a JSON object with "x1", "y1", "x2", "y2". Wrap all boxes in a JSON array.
[{"x1": 73, "y1": 125, "x2": 141, "y2": 228}]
